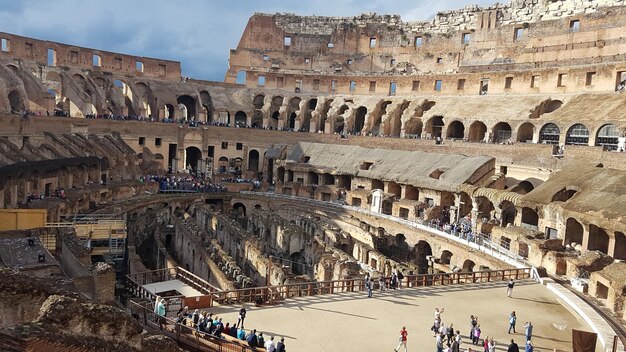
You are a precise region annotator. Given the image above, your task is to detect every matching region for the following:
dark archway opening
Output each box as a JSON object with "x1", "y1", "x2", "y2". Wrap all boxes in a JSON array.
[
  {"x1": 8, "y1": 90, "x2": 25, "y2": 112},
  {"x1": 177, "y1": 95, "x2": 197, "y2": 121},
  {"x1": 353, "y1": 106, "x2": 367, "y2": 133},
  {"x1": 235, "y1": 111, "x2": 247, "y2": 127},
  {"x1": 468, "y1": 121, "x2": 487, "y2": 142},
  {"x1": 248, "y1": 150, "x2": 260, "y2": 172},
  {"x1": 185, "y1": 146, "x2": 202, "y2": 173},
  {"x1": 446, "y1": 121, "x2": 465, "y2": 140}
]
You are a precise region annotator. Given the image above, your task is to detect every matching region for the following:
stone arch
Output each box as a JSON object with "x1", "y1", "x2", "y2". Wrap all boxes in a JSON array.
[
  {"x1": 248, "y1": 149, "x2": 260, "y2": 172},
  {"x1": 334, "y1": 105, "x2": 348, "y2": 133},
  {"x1": 595, "y1": 123, "x2": 619, "y2": 150},
  {"x1": 177, "y1": 95, "x2": 197, "y2": 121},
  {"x1": 184, "y1": 146, "x2": 202, "y2": 172},
  {"x1": 538, "y1": 123, "x2": 560, "y2": 144},
  {"x1": 475, "y1": 196, "x2": 494, "y2": 220},
  {"x1": 468, "y1": 121, "x2": 487, "y2": 142},
  {"x1": 500, "y1": 200, "x2": 516, "y2": 227},
  {"x1": 414, "y1": 240, "x2": 432, "y2": 274},
  {"x1": 253, "y1": 94, "x2": 265, "y2": 109},
  {"x1": 164, "y1": 104, "x2": 175, "y2": 120},
  {"x1": 440, "y1": 250, "x2": 453, "y2": 265},
  {"x1": 492, "y1": 122, "x2": 512, "y2": 142},
  {"x1": 371, "y1": 100, "x2": 391, "y2": 134},
  {"x1": 301, "y1": 98, "x2": 317, "y2": 130},
  {"x1": 384, "y1": 101, "x2": 409, "y2": 137},
  {"x1": 318, "y1": 99, "x2": 334, "y2": 133},
  {"x1": 308, "y1": 171, "x2": 319, "y2": 185},
  {"x1": 404, "y1": 185, "x2": 419, "y2": 201},
  {"x1": 353, "y1": 106, "x2": 367, "y2": 133},
  {"x1": 521, "y1": 207, "x2": 539, "y2": 227},
  {"x1": 404, "y1": 118, "x2": 423, "y2": 136},
  {"x1": 234, "y1": 111, "x2": 247, "y2": 127},
  {"x1": 233, "y1": 202, "x2": 247, "y2": 217},
  {"x1": 462, "y1": 259, "x2": 475, "y2": 272},
  {"x1": 529, "y1": 99, "x2": 563, "y2": 119},
  {"x1": 200, "y1": 91, "x2": 212, "y2": 122},
  {"x1": 517, "y1": 122, "x2": 534, "y2": 142},
  {"x1": 564, "y1": 218, "x2": 583, "y2": 247},
  {"x1": 565, "y1": 123, "x2": 589, "y2": 145},
  {"x1": 387, "y1": 181, "x2": 401, "y2": 198},
  {"x1": 446, "y1": 120, "x2": 465, "y2": 140},
  {"x1": 552, "y1": 188, "x2": 577, "y2": 202},
  {"x1": 7, "y1": 90, "x2": 25, "y2": 112},
  {"x1": 614, "y1": 232, "x2": 626, "y2": 260},
  {"x1": 588, "y1": 225, "x2": 609, "y2": 254},
  {"x1": 459, "y1": 191, "x2": 472, "y2": 218},
  {"x1": 425, "y1": 115, "x2": 444, "y2": 138},
  {"x1": 512, "y1": 181, "x2": 534, "y2": 195}
]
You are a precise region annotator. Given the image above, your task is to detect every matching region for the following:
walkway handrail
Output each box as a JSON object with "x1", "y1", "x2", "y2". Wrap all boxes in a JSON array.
[
  {"x1": 206, "y1": 268, "x2": 530, "y2": 306},
  {"x1": 129, "y1": 301, "x2": 262, "y2": 352},
  {"x1": 241, "y1": 191, "x2": 529, "y2": 268}
]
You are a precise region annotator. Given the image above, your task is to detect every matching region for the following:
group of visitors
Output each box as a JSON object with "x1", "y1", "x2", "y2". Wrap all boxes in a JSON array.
[
  {"x1": 364, "y1": 268, "x2": 404, "y2": 298},
  {"x1": 391, "y1": 281, "x2": 535, "y2": 352},
  {"x1": 143, "y1": 175, "x2": 227, "y2": 193},
  {"x1": 26, "y1": 188, "x2": 67, "y2": 203},
  {"x1": 153, "y1": 299, "x2": 286, "y2": 351},
  {"x1": 220, "y1": 177, "x2": 261, "y2": 189}
]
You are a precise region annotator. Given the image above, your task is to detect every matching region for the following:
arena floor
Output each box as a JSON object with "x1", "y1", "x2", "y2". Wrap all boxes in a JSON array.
[{"x1": 209, "y1": 279, "x2": 599, "y2": 351}]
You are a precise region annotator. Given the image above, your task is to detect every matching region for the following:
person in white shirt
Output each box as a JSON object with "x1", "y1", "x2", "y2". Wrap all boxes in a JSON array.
[{"x1": 265, "y1": 336, "x2": 276, "y2": 352}]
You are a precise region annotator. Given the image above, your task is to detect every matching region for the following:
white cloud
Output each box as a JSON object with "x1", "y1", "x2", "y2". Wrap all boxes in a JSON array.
[{"x1": 0, "y1": 0, "x2": 501, "y2": 80}]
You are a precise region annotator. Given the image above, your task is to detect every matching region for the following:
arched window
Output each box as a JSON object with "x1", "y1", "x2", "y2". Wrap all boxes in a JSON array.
[
  {"x1": 565, "y1": 124, "x2": 589, "y2": 146},
  {"x1": 539, "y1": 123, "x2": 560, "y2": 144},
  {"x1": 595, "y1": 124, "x2": 619, "y2": 150}
]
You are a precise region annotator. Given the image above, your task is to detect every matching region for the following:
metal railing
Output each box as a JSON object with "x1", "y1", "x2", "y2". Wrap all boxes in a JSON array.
[{"x1": 126, "y1": 267, "x2": 220, "y2": 302}]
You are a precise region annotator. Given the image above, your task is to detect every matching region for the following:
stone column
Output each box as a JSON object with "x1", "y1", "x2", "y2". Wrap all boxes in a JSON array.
[
  {"x1": 607, "y1": 236, "x2": 617, "y2": 258},
  {"x1": 471, "y1": 197, "x2": 480, "y2": 232},
  {"x1": 581, "y1": 223, "x2": 591, "y2": 252}
]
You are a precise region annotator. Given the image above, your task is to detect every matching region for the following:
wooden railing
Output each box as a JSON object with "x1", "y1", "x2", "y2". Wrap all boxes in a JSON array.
[
  {"x1": 208, "y1": 268, "x2": 531, "y2": 306},
  {"x1": 129, "y1": 301, "x2": 263, "y2": 352},
  {"x1": 127, "y1": 267, "x2": 530, "y2": 309}
]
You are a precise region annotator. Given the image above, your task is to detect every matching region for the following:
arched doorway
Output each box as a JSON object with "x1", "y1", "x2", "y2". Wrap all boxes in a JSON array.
[
  {"x1": 538, "y1": 123, "x2": 560, "y2": 144},
  {"x1": 462, "y1": 259, "x2": 475, "y2": 272},
  {"x1": 517, "y1": 122, "x2": 534, "y2": 142},
  {"x1": 164, "y1": 104, "x2": 175, "y2": 120},
  {"x1": 353, "y1": 106, "x2": 367, "y2": 133},
  {"x1": 446, "y1": 120, "x2": 465, "y2": 140},
  {"x1": 248, "y1": 150, "x2": 260, "y2": 172},
  {"x1": 440, "y1": 250, "x2": 453, "y2": 265},
  {"x1": 588, "y1": 225, "x2": 609, "y2": 254},
  {"x1": 8, "y1": 90, "x2": 25, "y2": 112},
  {"x1": 468, "y1": 121, "x2": 487, "y2": 142},
  {"x1": 414, "y1": 240, "x2": 432, "y2": 274},
  {"x1": 235, "y1": 111, "x2": 247, "y2": 127},
  {"x1": 218, "y1": 156, "x2": 229, "y2": 173},
  {"x1": 614, "y1": 232, "x2": 626, "y2": 260},
  {"x1": 500, "y1": 201, "x2": 516, "y2": 227},
  {"x1": 565, "y1": 124, "x2": 589, "y2": 145},
  {"x1": 177, "y1": 95, "x2": 197, "y2": 121},
  {"x1": 233, "y1": 203, "x2": 247, "y2": 217},
  {"x1": 564, "y1": 218, "x2": 584, "y2": 247},
  {"x1": 404, "y1": 118, "x2": 423, "y2": 137},
  {"x1": 288, "y1": 112, "x2": 296, "y2": 130},
  {"x1": 493, "y1": 122, "x2": 512, "y2": 142},
  {"x1": 425, "y1": 116, "x2": 444, "y2": 138},
  {"x1": 595, "y1": 124, "x2": 619, "y2": 150},
  {"x1": 185, "y1": 147, "x2": 202, "y2": 173}
]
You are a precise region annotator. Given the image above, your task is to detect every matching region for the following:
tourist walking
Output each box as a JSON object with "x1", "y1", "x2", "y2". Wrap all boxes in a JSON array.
[
  {"x1": 391, "y1": 271, "x2": 398, "y2": 289},
  {"x1": 379, "y1": 275, "x2": 386, "y2": 291},
  {"x1": 276, "y1": 337, "x2": 286, "y2": 352},
  {"x1": 508, "y1": 311, "x2": 517, "y2": 334},
  {"x1": 265, "y1": 336, "x2": 276, "y2": 352},
  {"x1": 237, "y1": 305, "x2": 247, "y2": 328},
  {"x1": 507, "y1": 279, "x2": 515, "y2": 297},
  {"x1": 472, "y1": 325, "x2": 481, "y2": 345},
  {"x1": 153, "y1": 296, "x2": 162, "y2": 322},
  {"x1": 525, "y1": 340, "x2": 533, "y2": 352},
  {"x1": 507, "y1": 339, "x2": 520, "y2": 352},
  {"x1": 483, "y1": 336, "x2": 489, "y2": 352},
  {"x1": 394, "y1": 326, "x2": 408, "y2": 352},
  {"x1": 469, "y1": 315, "x2": 478, "y2": 338},
  {"x1": 524, "y1": 322, "x2": 533, "y2": 341},
  {"x1": 366, "y1": 278, "x2": 373, "y2": 298},
  {"x1": 157, "y1": 298, "x2": 166, "y2": 330},
  {"x1": 436, "y1": 332, "x2": 444, "y2": 352},
  {"x1": 488, "y1": 338, "x2": 496, "y2": 352}
]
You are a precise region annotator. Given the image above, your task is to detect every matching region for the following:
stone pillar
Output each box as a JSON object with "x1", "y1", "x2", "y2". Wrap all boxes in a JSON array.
[
  {"x1": 471, "y1": 197, "x2": 480, "y2": 232},
  {"x1": 581, "y1": 223, "x2": 591, "y2": 252},
  {"x1": 618, "y1": 137, "x2": 625, "y2": 152},
  {"x1": 608, "y1": 236, "x2": 617, "y2": 258}
]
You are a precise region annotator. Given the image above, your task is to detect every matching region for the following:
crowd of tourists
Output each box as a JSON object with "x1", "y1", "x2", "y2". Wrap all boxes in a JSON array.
[
  {"x1": 386, "y1": 279, "x2": 535, "y2": 352},
  {"x1": 26, "y1": 188, "x2": 67, "y2": 203},
  {"x1": 142, "y1": 175, "x2": 227, "y2": 193},
  {"x1": 153, "y1": 298, "x2": 286, "y2": 351}
]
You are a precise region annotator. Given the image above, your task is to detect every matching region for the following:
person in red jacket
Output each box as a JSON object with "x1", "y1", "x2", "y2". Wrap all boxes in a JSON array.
[{"x1": 394, "y1": 326, "x2": 408, "y2": 352}]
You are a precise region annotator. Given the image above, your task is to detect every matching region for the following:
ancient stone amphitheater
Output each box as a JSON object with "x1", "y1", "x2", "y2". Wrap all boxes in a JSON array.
[{"x1": 0, "y1": 1, "x2": 625, "y2": 351}]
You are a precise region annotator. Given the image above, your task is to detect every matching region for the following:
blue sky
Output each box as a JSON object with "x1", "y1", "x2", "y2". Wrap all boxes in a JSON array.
[{"x1": 0, "y1": 0, "x2": 496, "y2": 81}]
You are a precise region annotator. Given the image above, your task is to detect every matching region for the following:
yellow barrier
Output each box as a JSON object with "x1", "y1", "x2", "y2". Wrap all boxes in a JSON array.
[{"x1": 0, "y1": 209, "x2": 47, "y2": 231}]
